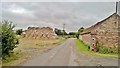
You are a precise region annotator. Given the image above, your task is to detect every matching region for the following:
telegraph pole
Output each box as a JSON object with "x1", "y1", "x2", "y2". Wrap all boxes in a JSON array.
[
  {"x1": 63, "y1": 23, "x2": 65, "y2": 37},
  {"x1": 63, "y1": 23, "x2": 65, "y2": 31}
]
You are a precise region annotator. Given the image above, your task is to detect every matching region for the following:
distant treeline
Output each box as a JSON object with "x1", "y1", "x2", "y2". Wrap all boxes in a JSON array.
[{"x1": 54, "y1": 27, "x2": 84, "y2": 39}]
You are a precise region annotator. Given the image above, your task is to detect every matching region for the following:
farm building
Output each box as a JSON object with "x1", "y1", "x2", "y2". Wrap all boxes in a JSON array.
[
  {"x1": 79, "y1": 13, "x2": 120, "y2": 51},
  {"x1": 21, "y1": 27, "x2": 56, "y2": 39}
]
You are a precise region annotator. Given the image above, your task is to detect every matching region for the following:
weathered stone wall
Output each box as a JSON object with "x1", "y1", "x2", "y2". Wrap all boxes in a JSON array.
[
  {"x1": 21, "y1": 27, "x2": 55, "y2": 39},
  {"x1": 80, "y1": 13, "x2": 119, "y2": 48},
  {"x1": 93, "y1": 13, "x2": 119, "y2": 48},
  {"x1": 81, "y1": 33, "x2": 92, "y2": 46}
]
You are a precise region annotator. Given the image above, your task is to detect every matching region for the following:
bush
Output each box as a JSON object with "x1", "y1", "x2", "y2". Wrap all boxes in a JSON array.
[
  {"x1": 0, "y1": 23, "x2": 2, "y2": 57},
  {"x1": 96, "y1": 42, "x2": 118, "y2": 54},
  {"x1": 1, "y1": 20, "x2": 19, "y2": 57},
  {"x1": 76, "y1": 27, "x2": 84, "y2": 39},
  {"x1": 76, "y1": 32, "x2": 79, "y2": 39},
  {"x1": 16, "y1": 29, "x2": 23, "y2": 35}
]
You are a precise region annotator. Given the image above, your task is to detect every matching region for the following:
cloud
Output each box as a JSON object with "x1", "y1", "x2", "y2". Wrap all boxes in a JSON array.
[{"x1": 2, "y1": 2, "x2": 115, "y2": 32}]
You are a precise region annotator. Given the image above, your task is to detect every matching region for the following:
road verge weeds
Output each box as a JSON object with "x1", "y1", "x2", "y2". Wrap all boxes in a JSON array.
[{"x1": 75, "y1": 39, "x2": 118, "y2": 58}]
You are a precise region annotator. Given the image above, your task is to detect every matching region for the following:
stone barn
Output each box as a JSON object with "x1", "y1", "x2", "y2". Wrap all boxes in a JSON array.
[
  {"x1": 80, "y1": 13, "x2": 120, "y2": 51},
  {"x1": 21, "y1": 27, "x2": 55, "y2": 39}
]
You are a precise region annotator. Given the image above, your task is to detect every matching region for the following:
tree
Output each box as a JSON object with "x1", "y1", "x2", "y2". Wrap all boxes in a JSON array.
[
  {"x1": 55, "y1": 28, "x2": 62, "y2": 35},
  {"x1": 78, "y1": 27, "x2": 84, "y2": 33},
  {"x1": 76, "y1": 27, "x2": 84, "y2": 39},
  {"x1": 54, "y1": 28, "x2": 68, "y2": 35},
  {"x1": 62, "y1": 30, "x2": 68, "y2": 35},
  {"x1": 1, "y1": 20, "x2": 19, "y2": 56},
  {"x1": 69, "y1": 32, "x2": 76, "y2": 35},
  {"x1": 16, "y1": 29, "x2": 23, "y2": 35}
]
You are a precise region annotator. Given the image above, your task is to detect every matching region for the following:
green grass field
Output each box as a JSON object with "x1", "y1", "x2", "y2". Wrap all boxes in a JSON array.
[{"x1": 75, "y1": 39, "x2": 118, "y2": 58}]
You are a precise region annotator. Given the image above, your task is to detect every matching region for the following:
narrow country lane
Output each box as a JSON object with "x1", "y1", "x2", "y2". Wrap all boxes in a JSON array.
[
  {"x1": 22, "y1": 38, "x2": 78, "y2": 66},
  {"x1": 22, "y1": 38, "x2": 118, "y2": 66}
]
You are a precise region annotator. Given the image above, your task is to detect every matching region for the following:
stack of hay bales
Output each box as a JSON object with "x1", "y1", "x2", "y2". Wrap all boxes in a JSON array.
[{"x1": 21, "y1": 27, "x2": 55, "y2": 39}]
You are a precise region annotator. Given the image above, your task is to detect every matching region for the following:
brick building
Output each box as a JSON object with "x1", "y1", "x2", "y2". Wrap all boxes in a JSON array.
[{"x1": 80, "y1": 13, "x2": 120, "y2": 51}]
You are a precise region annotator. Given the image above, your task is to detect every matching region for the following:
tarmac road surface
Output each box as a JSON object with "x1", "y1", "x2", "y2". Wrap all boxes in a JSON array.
[
  {"x1": 22, "y1": 38, "x2": 118, "y2": 66},
  {"x1": 22, "y1": 38, "x2": 78, "y2": 66}
]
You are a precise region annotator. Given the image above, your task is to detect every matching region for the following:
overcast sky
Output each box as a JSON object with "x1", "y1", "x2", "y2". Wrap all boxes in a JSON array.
[{"x1": 1, "y1": 2, "x2": 117, "y2": 32}]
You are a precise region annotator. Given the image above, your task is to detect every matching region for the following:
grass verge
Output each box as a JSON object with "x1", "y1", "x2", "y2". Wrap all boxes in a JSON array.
[
  {"x1": 2, "y1": 38, "x2": 66, "y2": 66},
  {"x1": 75, "y1": 39, "x2": 118, "y2": 58}
]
